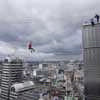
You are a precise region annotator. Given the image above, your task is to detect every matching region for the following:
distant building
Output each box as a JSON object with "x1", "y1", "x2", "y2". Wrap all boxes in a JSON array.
[
  {"x1": 0, "y1": 57, "x2": 23, "y2": 100},
  {"x1": 10, "y1": 81, "x2": 36, "y2": 100},
  {"x1": 74, "y1": 69, "x2": 84, "y2": 82}
]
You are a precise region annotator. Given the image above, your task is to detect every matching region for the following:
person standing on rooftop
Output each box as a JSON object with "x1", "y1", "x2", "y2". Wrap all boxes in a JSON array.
[
  {"x1": 91, "y1": 18, "x2": 95, "y2": 26},
  {"x1": 95, "y1": 14, "x2": 100, "y2": 23}
]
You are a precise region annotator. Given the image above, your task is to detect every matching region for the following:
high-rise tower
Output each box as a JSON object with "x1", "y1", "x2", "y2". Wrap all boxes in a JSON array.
[
  {"x1": 83, "y1": 23, "x2": 100, "y2": 100},
  {"x1": 0, "y1": 58, "x2": 23, "y2": 100}
]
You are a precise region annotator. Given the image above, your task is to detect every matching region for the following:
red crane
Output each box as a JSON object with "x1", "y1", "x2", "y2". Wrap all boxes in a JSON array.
[{"x1": 28, "y1": 41, "x2": 35, "y2": 53}]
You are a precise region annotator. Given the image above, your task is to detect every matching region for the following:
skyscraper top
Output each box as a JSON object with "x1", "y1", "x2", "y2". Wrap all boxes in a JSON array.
[{"x1": 83, "y1": 14, "x2": 100, "y2": 26}]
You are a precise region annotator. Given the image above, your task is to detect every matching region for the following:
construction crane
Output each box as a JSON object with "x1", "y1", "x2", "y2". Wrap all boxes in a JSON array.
[{"x1": 28, "y1": 41, "x2": 36, "y2": 53}]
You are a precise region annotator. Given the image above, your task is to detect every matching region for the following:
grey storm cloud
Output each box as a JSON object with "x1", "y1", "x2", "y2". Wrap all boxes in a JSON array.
[{"x1": 0, "y1": 0, "x2": 100, "y2": 60}]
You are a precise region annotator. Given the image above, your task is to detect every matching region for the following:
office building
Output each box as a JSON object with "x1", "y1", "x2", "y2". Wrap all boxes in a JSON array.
[{"x1": 83, "y1": 22, "x2": 100, "y2": 100}]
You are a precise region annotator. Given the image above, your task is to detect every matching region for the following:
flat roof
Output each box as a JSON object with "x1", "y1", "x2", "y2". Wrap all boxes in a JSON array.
[{"x1": 83, "y1": 22, "x2": 100, "y2": 27}]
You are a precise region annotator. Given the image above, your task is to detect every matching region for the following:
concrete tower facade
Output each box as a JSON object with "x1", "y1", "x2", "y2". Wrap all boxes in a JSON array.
[
  {"x1": 83, "y1": 23, "x2": 100, "y2": 100},
  {"x1": 0, "y1": 58, "x2": 23, "y2": 100}
]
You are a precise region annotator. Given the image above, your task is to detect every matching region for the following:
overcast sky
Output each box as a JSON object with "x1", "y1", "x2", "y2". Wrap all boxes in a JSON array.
[{"x1": 0, "y1": 0, "x2": 100, "y2": 60}]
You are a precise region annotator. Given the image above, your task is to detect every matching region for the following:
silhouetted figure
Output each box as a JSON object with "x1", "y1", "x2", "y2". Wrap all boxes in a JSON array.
[
  {"x1": 95, "y1": 14, "x2": 100, "y2": 23},
  {"x1": 28, "y1": 41, "x2": 35, "y2": 53},
  {"x1": 91, "y1": 19, "x2": 95, "y2": 26}
]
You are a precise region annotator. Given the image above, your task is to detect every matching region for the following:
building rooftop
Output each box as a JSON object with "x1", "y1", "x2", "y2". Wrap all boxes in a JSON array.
[{"x1": 83, "y1": 21, "x2": 100, "y2": 26}]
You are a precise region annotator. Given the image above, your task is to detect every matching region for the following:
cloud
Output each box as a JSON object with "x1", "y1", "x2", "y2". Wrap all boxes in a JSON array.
[
  {"x1": 0, "y1": 0, "x2": 100, "y2": 60},
  {"x1": 0, "y1": 41, "x2": 14, "y2": 55}
]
